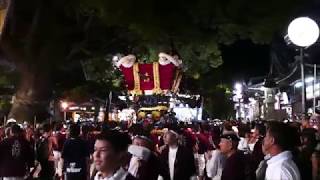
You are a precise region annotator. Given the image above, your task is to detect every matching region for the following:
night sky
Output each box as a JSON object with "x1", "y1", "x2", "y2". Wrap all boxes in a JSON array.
[
  {"x1": 220, "y1": 40, "x2": 270, "y2": 83},
  {"x1": 218, "y1": 1, "x2": 320, "y2": 85}
]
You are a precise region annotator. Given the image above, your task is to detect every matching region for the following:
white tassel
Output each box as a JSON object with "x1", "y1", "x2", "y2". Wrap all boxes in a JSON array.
[
  {"x1": 128, "y1": 145, "x2": 151, "y2": 161},
  {"x1": 116, "y1": 54, "x2": 136, "y2": 68},
  {"x1": 158, "y1": 52, "x2": 181, "y2": 66}
]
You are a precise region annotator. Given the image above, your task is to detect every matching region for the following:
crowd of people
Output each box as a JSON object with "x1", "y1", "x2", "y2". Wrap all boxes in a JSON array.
[{"x1": 0, "y1": 113, "x2": 319, "y2": 180}]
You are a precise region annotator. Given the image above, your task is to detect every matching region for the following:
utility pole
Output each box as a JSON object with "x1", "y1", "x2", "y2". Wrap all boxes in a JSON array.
[{"x1": 300, "y1": 48, "x2": 306, "y2": 114}]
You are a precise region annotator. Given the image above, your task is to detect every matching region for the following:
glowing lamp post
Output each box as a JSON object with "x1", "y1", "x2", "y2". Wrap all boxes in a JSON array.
[
  {"x1": 288, "y1": 17, "x2": 319, "y2": 47},
  {"x1": 61, "y1": 101, "x2": 68, "y2": 121},
  {"x1": 287, "y1": 17, "x2": 319, "y2": 114},
  {"x1": 234, "y1": 83, "x2": 243, "y2": 119}
]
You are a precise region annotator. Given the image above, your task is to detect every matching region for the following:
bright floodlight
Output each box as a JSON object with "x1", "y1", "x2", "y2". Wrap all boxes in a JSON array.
[
  {"x1": 234, "y1": 83, "x2": 242, "y2": 91},
  {"x1": 61, "y1": 102, "x2": 68, "y2": 109},
  {"x1": 295, "y1": 82, "x2": 303, "y2": 88},
  {"x1": 288, "y1": 17, "x2": 319, "y2": 47},
  {"x1": 305, "y1": 77, "x2": 314, "y2": 83},
  {"x1": 112, "y1": 55, "x2": 119, "y2": 61}
]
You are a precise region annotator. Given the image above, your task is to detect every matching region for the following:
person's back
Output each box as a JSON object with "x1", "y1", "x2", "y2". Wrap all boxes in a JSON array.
[
  {"x1": 296, "y1": 128, "x2": 317, "y2": 180},
  {"x1": 221, "y1": 150, "x2": 246, "y2": 180},
  {"x1": 62, "y1": 137, "x2": 90, "y2": 180},
  {"x1": 54, "y1": 131, "x2": 66, "y2": 152},
  {"x1": 0, "y1": 134, "x2": 34, "y2": 178},
  {"x1": 62, "y1": 124, "x2": 90, "y2": 180},
  {"x1": 37, "y1": 123, "x2": 55, "y2": 180}
]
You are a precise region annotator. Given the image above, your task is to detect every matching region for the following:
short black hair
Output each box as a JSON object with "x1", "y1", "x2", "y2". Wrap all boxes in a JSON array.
[
  {"x1": 11, "y1": 124, "x2": 21, "y2": 135},
  {"x1": 41, "y1": 123, "x2": 52, "y2": 133},
  {"x1": 255, "y1": 124, "x2": 266, "y2": 136},
  {"x1": 267, "y1": 122, "x2": 297, "y2": 151},
  {"x1": 54, "y1": 123, "x2": 63, "y2": 131},
  {"x1": 69, "y1": 124, "x2": 80, "y2": 138},
  {"x1": 81, "y1": 125, "x2": 90, "y2": 136},
  {"x1": 96, "y1": 130, "x2": 131, "y2": 152}
]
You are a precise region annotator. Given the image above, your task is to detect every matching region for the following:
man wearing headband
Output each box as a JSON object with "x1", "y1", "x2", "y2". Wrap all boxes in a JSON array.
[
  {"x1": 127, "y1": 135, "x2": 160, "y2": 180},
  {"x1": 158, "y1": 129, "x2": 196, "y2": 180}
]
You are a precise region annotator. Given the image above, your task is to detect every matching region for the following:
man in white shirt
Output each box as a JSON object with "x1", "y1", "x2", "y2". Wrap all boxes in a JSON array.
[
  {"x1": 205, "y1": 149, "x2": 226, "y2": 180},
  {"x1": 158, "y1": 129, "x2": 196, "y2": 180},
  {"x1": 262, "y1": 122, "x2": 301, "y2": 180},
  {"x1": 92, "y1": 130, "x2": 137, "y2": 180},
  {"x1": 168, "y1": 143, "x2": 178, "y2": 180}
]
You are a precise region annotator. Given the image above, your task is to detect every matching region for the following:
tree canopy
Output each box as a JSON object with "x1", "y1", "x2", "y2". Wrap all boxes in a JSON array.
[
  {"x1": 72, "y1": 0, "x2": 309, "y2": 80},
  {"x1": 0, "y1": 0, "x2": 312, "y2": 121}
]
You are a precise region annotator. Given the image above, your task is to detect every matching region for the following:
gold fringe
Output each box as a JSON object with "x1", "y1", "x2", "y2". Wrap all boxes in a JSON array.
[
  {"x1": 0, "y1": 9, "x2": 7, "y2": 33},
  {"x1": 152, "y1": 62, "x2": 162, "y2": 94},
  {"x1": 132, "y1": 63, "x2": 142, "y2": 95},
  {"x1": 139, "y1": 105, "x2": 168, "y2": 111},
  {"x1": 172, "y1": 70, "x2": 182, "y2": 93}
]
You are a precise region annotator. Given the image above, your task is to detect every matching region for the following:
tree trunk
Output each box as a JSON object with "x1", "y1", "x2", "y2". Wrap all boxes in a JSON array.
[
  {"x1": 9, "y1": 63, "x2": 52, "y2": 122},
  {"x1": 0, "y1": 0, "x2": 72, "y2": 123}
]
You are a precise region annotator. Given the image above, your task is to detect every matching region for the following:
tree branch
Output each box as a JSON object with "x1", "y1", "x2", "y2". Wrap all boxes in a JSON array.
[{"x1": 66, "y1": 15, "x2": 94, "y2": 60}]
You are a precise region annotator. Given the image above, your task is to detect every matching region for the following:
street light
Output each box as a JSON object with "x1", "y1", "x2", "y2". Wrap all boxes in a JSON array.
[
  {"x1": 287, "y1": 17, "x2": 319, "y2": 114},
  {"x1": 234, "y1": 83, "x2": 243, "y2": 119},
  {"x1": 61, "y1": 101, "x2": 68, "y2": 121},
  {"x1": 288, "y1": 17, "x2": 319, "y2": 47},
  {"x1": 235, "y1": 83, "x2": 242, "y2": 91},
  {"x1": 305, "y1": 77, "x2": 314, "y2": 83}
]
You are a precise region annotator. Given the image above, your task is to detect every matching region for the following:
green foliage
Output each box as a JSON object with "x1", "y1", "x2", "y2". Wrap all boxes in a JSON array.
[
  {"x1": 71, "y1": 0, "x2": 307, "y2": 81},
  {"x1": 0, "y1": 75, "x2": 10, "y2": 86},
  {"x1": 0, "y1": 67, "x2": 18, "y2": 89},
  {"x1": 5, "y1": 0, "x2": 309, "y2": 100},
  {"x1": 203, "y1": 84, "x2": 234, "y2": 119},
  {"x1": 81, "y1": 56, "x2": 123, "y2": 90},
  {"x1": 0, "y1": 98, "x2": 11, "y2": 114},
  {"x1": 63, "y1": 85, "x2": 89, "y2": 102},
  {"x1": 181, "y1": 67, "x2": 234, "y2": 119}
]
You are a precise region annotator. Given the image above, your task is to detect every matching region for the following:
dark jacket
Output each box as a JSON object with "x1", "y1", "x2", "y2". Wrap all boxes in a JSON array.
[
  {"x1": 62, "y1": 138, "x2": 90, "y2": 179},
  {"x1": 251, "y1": 137, "x2": 264, "y2": 170},
  {"x1": 221, "y1": 150, "x2": 246, "y2": 180},
  {"x1": 128, "y1": 152, "x2": 160, "y2": 180},
  {"x1": 0, "y1": 136, "x2": 34, "y2": 177},
  {"x1": 126, "y1": 174, "x2": 138, "y2": 180},
  {"x1": 159, "y1": 145, "x2": 196, "y2": 180}
]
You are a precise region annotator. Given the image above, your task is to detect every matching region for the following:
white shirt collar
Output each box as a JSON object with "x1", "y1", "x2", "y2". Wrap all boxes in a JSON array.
[
  {"x1": 169, "y1": 145, "x2": 178, "y2": 150},
  {"x1": 169, "y1": 146, "x2": 178, "y2": 180},
  {"x1": 267, "y1": 151, "x2": 292, "y2": 165},
  {"x1": 264, "y1": 154, "x2": 271, "y2": 160},
  {"x1": 94, "y1": 167, "x2": 128, "y2": 180}
]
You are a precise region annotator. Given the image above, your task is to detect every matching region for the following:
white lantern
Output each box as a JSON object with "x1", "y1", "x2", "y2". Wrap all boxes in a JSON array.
[{"x1": 288, "y1": 17, "x2": 319, "y2": 47}]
